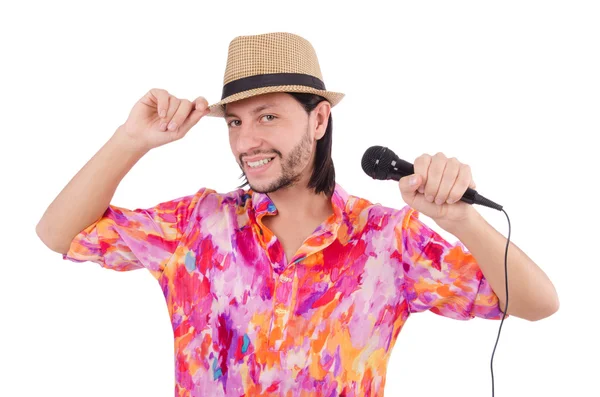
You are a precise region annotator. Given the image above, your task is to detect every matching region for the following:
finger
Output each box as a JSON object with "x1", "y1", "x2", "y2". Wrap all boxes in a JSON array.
[
  {"x1": 399, "y1": 173, "x2": 421, "y2": 198},
  {"x1": 150, "y1": 88, "x2": 170, "y2": 119},
  {"x1": 161, "y1": 96, "x2": 182, "y2": 131},
  {"x1": 166, "y1": 99, "x2": 193, "y2": 132},
  {"x1": 447, "y1": 164, "x2": 473, "y2": 204},
  {"x1": 469, "y1": 179, "x2": 477, "y2": 189},
  {"x1": 423, "y1": 153, "x2": 446, "y2": 202},
  {"x1": 414, "y1": 154, "x2": 431, "y2": 194},
  {"x1": 194, "y1": 96, "x2": 209, "y2": 111},
  {"x1": 178, "y1": 104, "x2": 210, "y2": 133},
  {"x1": 434, "y1": 157, "x2": 460, "y2": 205}
]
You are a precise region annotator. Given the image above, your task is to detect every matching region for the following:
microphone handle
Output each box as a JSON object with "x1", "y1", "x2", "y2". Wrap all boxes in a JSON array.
[{"x1": 387, "y1": 168, "x2": 503, "y2": 211}]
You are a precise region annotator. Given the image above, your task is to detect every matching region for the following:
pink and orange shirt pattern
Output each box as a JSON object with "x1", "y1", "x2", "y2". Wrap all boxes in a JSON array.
[{"x1": 62, "y1": 183, "x2": 506, "y2": 397}]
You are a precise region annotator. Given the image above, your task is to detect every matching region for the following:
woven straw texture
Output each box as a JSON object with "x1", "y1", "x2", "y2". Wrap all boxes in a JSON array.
[{"x1": 206, "y1": 32, "x2": 344, "y2": 117}]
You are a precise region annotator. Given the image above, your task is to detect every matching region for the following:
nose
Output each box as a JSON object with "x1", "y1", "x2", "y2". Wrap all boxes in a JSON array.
[{"x1": 234, "y1": 123, "x2": 263, "y2": 155}]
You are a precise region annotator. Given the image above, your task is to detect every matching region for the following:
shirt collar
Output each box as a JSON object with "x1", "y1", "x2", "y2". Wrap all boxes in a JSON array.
[
  {"x1": 249, "y1": 182, "x2": 349, "y2": 220},
  {"x1": 245, "y1": 183, "x2": 354, "y2": 270}
]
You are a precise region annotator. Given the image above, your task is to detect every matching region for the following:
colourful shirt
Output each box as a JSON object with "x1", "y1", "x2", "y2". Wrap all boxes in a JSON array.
[{"x1": 62, "y1": 182, "x2": 506, "y2": 397}]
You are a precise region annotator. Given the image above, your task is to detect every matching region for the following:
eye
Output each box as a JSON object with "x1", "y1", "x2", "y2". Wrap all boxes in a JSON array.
[{"x1": 227, "y1": 115, "x2": 276, "y2": 128}]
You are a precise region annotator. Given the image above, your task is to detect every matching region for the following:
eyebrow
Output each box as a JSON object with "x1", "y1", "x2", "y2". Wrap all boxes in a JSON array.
[{"x1": 224, "y1": 104, "x2": 277, "y2": 119}]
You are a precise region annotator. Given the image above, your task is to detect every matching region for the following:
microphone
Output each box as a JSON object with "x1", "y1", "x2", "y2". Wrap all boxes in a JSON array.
[{"x1": 361, "y1": 145, "x2": 503, "y2": 211}]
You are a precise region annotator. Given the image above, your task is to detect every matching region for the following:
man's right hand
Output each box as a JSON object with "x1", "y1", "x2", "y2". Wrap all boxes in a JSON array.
[{"x1": 117, "y1": 88, "x2": 211, "y2": 152}]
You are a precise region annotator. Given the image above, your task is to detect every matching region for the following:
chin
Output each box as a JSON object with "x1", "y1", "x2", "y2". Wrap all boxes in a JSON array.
[
  {"x1": 252, "y1": 176, "x2": 302, "y2": 194},
  {"x1": 247, "y1": 180, "x2": 276, "y2": 194}
]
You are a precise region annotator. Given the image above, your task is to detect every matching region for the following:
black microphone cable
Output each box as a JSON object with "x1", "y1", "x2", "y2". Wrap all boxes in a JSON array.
[{"x1": 491, "y1": 208, "x2": 510, "y2": 397}]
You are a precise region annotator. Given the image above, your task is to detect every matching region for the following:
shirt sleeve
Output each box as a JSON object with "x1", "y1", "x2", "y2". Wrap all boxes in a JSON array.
[
  {"x1": 61, "y1": 187, "x2": 213, "y2": 280},
  {"x1": 397, "y1": 206, "x2": 508, "y2": 320}
]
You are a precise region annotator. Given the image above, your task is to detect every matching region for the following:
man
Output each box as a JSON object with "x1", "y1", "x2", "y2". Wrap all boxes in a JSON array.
[{"x1": 36, "y1": 32, "x2": 558, "y2": 396}]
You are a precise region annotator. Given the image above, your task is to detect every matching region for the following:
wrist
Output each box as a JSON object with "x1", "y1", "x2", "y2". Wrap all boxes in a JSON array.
[
  {"x1": 113, "y1": 126, "x2": 150, "y2": 156},
  {"x1": 435, "y1": 206, "x2": 484, "y2": 237}
]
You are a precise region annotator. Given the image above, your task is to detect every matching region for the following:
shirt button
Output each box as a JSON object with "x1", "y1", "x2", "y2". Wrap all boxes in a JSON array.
[{"x1": 279, "y1": 274, "x2": 293, "y2": 283}]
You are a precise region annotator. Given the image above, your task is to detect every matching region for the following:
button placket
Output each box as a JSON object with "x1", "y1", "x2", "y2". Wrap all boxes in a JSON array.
[{"x1": 267, "y1": 265, "x2": 298, "y2": 351}]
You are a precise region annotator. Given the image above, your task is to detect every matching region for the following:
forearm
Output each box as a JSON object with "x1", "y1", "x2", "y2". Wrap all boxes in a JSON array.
[
  {"x1": 441, "y1": 208, "x2": 559, "y2": 321},
  {"x1": 36, "y1": 126, "x2": 149, "y2": 253}
]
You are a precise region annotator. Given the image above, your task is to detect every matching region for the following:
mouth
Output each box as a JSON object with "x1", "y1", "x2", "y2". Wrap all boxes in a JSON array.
[
  {"x1": 244, "y1": 156, "x2": 276, "y2": 169},
  {"x1": 244, "y1": 156, "x2": 276, "y2": 174}
]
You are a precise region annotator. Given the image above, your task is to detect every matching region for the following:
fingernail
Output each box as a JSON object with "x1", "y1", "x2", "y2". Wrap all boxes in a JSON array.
[
  {"x1": 168, "y1": 121, "x2": 177, "y2": 131},
  {"x1": 447, "y1": 198, "x2": 455, "y2": 204},
  {"x1": 435, "y1": 198, "x2": 444, "y2": 205},
  {"x1": 426, "y1": 195, "x2": 434, "y2": 202},
  {"x1": 159, "y1": 109, "x2": 166, "y2": 118},
  {"x1": 160, "y1": 122, "x2": 167, "y2": 131},
  {"x1": 418, "y1": 187, "x2": 425, "y2": 194},
  {"x1": 409, "y1": 176, "x2": 418, "y2": 185}
]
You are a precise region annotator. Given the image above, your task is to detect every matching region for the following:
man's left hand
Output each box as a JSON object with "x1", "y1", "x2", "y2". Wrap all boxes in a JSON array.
[{"x1": 398, "y1": 152, "x2": 479, "y2": 231}]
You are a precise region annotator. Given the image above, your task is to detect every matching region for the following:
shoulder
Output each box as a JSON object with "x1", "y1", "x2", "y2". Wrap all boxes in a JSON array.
[
  {"x1": 344, "y1": 191, "x2": 434, "y2": 251},
  {"x1": 344, "y1": 191, "x2": 416, "y2": 228},
  {"x1": 182, "y1": 186, "x2": 250, "y2": 215},
  {"x1": 187, "y1": 186, "x2": 248, "y2": 204}
]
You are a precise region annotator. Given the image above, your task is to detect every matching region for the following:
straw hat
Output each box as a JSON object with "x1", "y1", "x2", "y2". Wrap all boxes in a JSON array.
[{"x1": 206, "y1": 32, "x2": 345, "y2": 118}]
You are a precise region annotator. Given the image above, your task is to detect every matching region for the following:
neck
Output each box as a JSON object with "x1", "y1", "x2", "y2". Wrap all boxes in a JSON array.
[{"x1": 266, "y1": 182, "x2": 333, "y2": 221}]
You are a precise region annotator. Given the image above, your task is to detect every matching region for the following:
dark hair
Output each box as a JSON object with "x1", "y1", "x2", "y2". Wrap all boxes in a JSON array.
[{"x1": 229, "y1": 92, "x2": 335, "y2": 197}]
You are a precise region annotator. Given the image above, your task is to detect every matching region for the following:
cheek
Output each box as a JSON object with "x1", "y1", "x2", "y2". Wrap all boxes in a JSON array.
[
  {"x1": 228, "y1": 137, "x2": 239, "y2": 161},
  {"x1": 228, "y1": 133, "x2": 237, "y2": 150}
]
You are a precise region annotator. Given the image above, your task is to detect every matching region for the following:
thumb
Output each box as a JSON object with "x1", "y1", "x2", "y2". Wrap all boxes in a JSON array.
[{"x1": 399, "y1": 174, "x2": 421, "y2": 196}]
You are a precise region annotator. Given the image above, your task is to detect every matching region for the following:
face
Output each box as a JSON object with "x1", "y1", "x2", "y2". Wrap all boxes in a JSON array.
[{"x1": 225, "y1": 92, "x2": 330, "y2": 194}]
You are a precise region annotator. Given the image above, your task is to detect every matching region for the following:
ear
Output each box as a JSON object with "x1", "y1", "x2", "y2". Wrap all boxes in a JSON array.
[{"x1": 313, "y1": 101, "x2": 331, "y2": 140}]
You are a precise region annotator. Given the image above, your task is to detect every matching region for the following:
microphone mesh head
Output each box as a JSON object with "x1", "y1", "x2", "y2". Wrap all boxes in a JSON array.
[{"x1": 361, "y1": 146, "x2": 388, "y2": 178}]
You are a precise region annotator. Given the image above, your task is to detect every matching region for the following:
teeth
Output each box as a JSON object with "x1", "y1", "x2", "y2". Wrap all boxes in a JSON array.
[{"x1": 247, "y1": 158, "x2": 273, "y2": 168}]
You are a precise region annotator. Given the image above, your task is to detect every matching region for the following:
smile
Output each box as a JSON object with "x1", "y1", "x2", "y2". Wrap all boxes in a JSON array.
[{"x1": 246, "y1": 157, "x2": 275, "y2": 168}]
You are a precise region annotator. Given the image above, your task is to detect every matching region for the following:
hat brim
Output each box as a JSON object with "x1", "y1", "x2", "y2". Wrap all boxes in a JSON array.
[{"x1": 205, "y1": 85, "x2": 345, "y2": 117}]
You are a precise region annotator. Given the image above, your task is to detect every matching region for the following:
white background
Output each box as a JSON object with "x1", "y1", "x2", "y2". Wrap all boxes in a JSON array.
[{"x1": 2, "y1": 1, "x2": 598, "y2": 396}]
